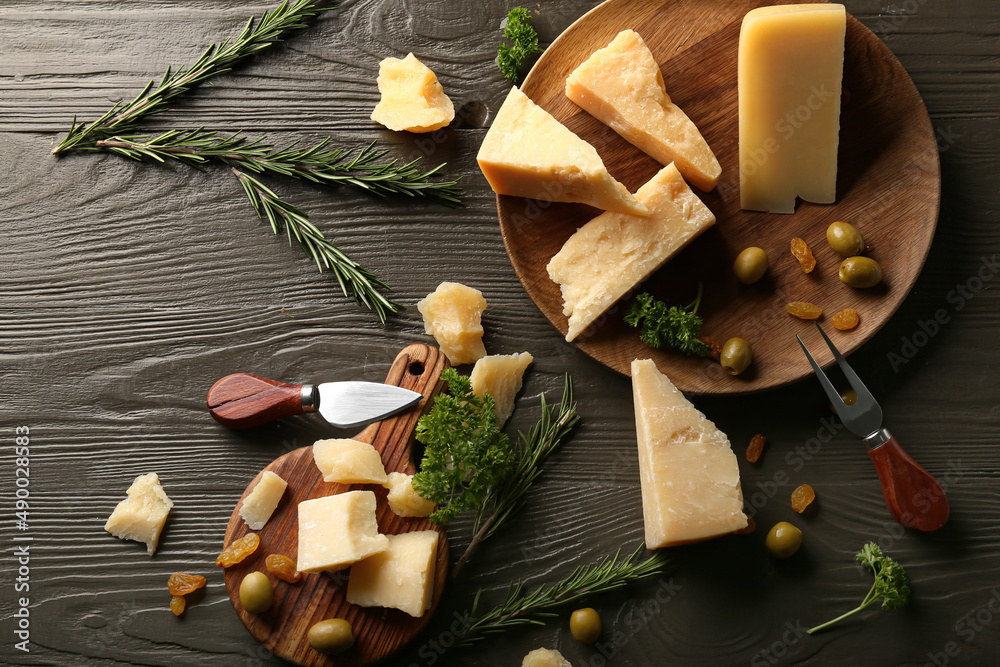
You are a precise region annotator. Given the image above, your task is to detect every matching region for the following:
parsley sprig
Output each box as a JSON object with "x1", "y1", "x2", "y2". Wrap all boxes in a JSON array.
[
  {"x1": 624, "y1": 285, "x2": 712, "y2": 356},
  {"x1": 807, "y1": 542, "x2": 911, "y2": 634},
  {"x1": 497, "y1": 8, "x2": 542, "y2": 83}
]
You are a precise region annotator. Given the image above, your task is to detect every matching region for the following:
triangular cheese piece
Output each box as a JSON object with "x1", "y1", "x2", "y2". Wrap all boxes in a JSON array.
[
  {"x1": 477, "y1": 86, "x2": 648, "y2": 216},
  {"x1": 565, "y1": 30, "x2": 721, "y2": 191},
  {"x1": 631, "y1": 359, "x2": 747, "y2": 547},
  {"x1": 547, "y1": 163, "x2": 715, "y2": 341}
]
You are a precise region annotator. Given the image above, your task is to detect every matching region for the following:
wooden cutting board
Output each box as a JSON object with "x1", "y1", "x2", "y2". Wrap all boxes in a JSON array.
[{"x1": 221, "y1": 343, "x2": 449, "y2": 666}]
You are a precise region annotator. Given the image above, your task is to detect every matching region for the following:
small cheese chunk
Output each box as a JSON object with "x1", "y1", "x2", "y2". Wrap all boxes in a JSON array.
[
  {"x1": 477, "y1": 86, "x2": 648, "y2": 216},
  {"x1": 631, "y1": 360, "x2": 747, "y2": 547},
  {"x1": 385, "y1": 472, "x2": 436, "y2": 518},
  {"x1": 297, "y1": 491, "x2": 389, "y2": 573},
  {"x1": 313, "y1": 438, "x2": 388, "y2": 485},
  {"x1": 469, "y1": 352, "x2": 533, "y2": 427},
  {"x1": 738, "y1": 4, "x2": 846, "y2": 213},
  {"x1": 566, "y1": 29, "x2": 721, "y2": 191},
  {"x1": 346, "y1": 530, "x2": 439, "y2": 618},
  {"x1": 547, "y1": 163, "x2": 715, "y2": 341},
  {"x1": 104, "y1": 472, "x2": 173, "y2": 556},
  {"x1": 238, "y1": 471, "x2": 287, "y2": 530},
  {"x1": 371, "y1": 53, "x2": 455, "y2": 133},
  {"x1": 417, "y1": 281, "x2": 488, "y2": 365},
  {"x1": 522, "y1": 648, "x2": 573, "y2": 667}
]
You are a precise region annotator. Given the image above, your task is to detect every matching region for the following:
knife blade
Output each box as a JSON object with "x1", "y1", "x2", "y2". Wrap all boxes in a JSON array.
[{"x1": 207, "y1": 373, "x2": 423, "y2": 430}]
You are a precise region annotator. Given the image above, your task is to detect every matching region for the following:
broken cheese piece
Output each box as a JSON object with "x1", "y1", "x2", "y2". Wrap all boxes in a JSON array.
[
  {"x1": 371, "y1": 53, "x2": 455, "y2": 133},
  {"x1": 417, "y1": 281, "x2": 488, "y2": 365},
  {"x1": 738, "y1": 4, "x2": 846, "y2": 212},
  {"x1": 631, "y1": 359, "x2": 747, "y2": 547},
  {"x1": 104, "y1": 472, "x2": 173, "y2": 556},
  {"x1": 522, "y1": 648, "x2": 574, "y2": 667},
  {"x1": 297, "y1": 491, "x2": 389, "y2": 573},
  {"x1": 566, "y1": 29, "x2": 721, "y2": 191},
  {"x1": 239, "y1": 471, "x2": 287, "y2": 530},
  {"x1": 346, "y1": 530, "x2": 439, "y2": 618},
  {"x1": 469, "y1": 352, "x2": 533, "y2": 427},
  {"x1": 477, "y1": 86, "x2": 648, "y2": 216},
  {"x1": 313, "y1": 438, "x2": 388, "y2": 485},
  {"x1": 547, "y1": 163, "x2": 715, "y2": 342},
  {"x1": 385, "y1": 472, "x2": 436, "y2": 518}
]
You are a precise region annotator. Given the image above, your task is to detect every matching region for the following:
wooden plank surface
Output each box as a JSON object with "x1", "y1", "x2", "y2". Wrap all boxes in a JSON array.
[{"x1": 1, "y1": 0, "x2": 999, "y2": 665}]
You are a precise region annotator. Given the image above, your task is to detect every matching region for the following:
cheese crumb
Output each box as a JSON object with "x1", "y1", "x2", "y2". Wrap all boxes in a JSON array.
[
  {"x1": 417, "y1": 282, "x2": 488, "y2": 365},
  {"x1": 238, "y1": 471, "x2": 287, "y2": 530},
  {"x1": 371, "y1": 53, "x2": 455, "y2": 133},
  {"x1": 104, "y1": 472, "x2": 173, "y2": 556},
  {"x1": 522, "y1": 648, "x2": 573, "y2": 667},
  {"x1": 385, "y1": 472, "x2": 436, "y2": 518}
]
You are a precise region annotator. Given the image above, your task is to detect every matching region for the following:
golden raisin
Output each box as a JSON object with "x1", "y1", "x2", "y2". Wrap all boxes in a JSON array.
[
  {"x1": 266, "y1": 554, "x2": 302, "y2": 584},
  {"x1": 746, "y1": 434, "x2": 766, "y2": 463},
  {"x1": 786, "y1": 301, "x2": 823, "y2": 320},
  {"x1": 168, "y1": 572, "x2": 207, "y2": 596},
  {"x1": 734, "y1": 516, "x2": 757, "y2": 535},
  {"x1": 791, "y1": 484, "x2": 817, "y2": 514},
  {"x1": 216, "y1": 533, "x2": 260, "y2": 568},
  {"x1": 790, "y1": 237, "x2": 816, "y2": 273},
  {"x1": 170, "y1": 595, "x2": 186, "y2": 616},
  {"x1": 831, "y1": 308, "x2": 860, "y2": 331}
]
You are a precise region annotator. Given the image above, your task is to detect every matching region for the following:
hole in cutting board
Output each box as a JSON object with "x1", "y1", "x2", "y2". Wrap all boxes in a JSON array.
[{"x1": 408, "y1": 361, "x2": 425, "y2": 376}]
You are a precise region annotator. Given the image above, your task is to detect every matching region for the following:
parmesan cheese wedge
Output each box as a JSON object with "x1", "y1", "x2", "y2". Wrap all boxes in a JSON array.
[
  {"x1": 417, "y1": 281, "x2": 488, "y2": 365},
  {"x1": 346, "y1": 530, "x2": 439, "y2": 618},
  {"x1": 547, "y1": 163, "x2": 715, "y2": 342},
  {"x1": 566, "y1": 29, "x2": 721, "y2": 191},
  {"x1": 312, "y1": 438, "x2": 389, "y2": 485},
  {"x1": 469, "y1": 352, "x2": 533, "y2": 427},
  {"x1": 238, "y1": 471, "x2": 287, "y2": 530},
  {"x1": 631, "y1": 360, "x2": 747, "y2": 547},
  {"x1": 371, "y1": 53, "x2": 455, "y2": 133},
  {"x1": 477, "y1": 86, "x2": 648, "y2": 216},
  {"x1": 297, "y1": 491, "x2": 389, "y2": 573},
  {"x1": 104, "y1": 472, "x2": 173, "y2": 556},
  {"x1": 385, "y1": 472, "x2": 436, "y2": 518}
]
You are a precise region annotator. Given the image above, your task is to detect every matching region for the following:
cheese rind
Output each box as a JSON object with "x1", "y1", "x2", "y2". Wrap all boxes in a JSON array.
[
  {"x1": 547, "y1": 163, "x2": 715, "y2": 341},
  {"x1": 239, "y1": 471, "x2": 287, "y2": 530},
  {"x1": 417, "y1": 281, "x2": 488, "y2": 365},
  {"x1": 469, "y1": 352, "x2": 533, "y2": 427},
  {"x1": 104, "y1": 472, "x2": 173, "y2": 556},
  {"x1": 477, "y1": 86, "x2": 648, "y2": 216},
  {"x1": 296, "y1": 491, "x2": 389, "y2": 573},
  {"x1": 738, "y1": 4, "x2": 846, "y2": 213},
  {"x1": 385, "y1": 472, "x2": 436, "y2": 518},
  {"x1": 371, "y1": 53, "x2": 455, "y2": 133},
  {"x1": 565, "y1": 29, "x2": 721, "y2": 191},
  {"x1": 631, "y1": 360, "x2": 747, "y2": 547},
  {"x1": 522, "y1": 648, "x2": 574, "y2": 667},
  {"x1": 312, "y1": 438, "x2": 388, "y2": 485},
  {"x1": 346, "y1": 530, "x2": 439, "y2": 618}
]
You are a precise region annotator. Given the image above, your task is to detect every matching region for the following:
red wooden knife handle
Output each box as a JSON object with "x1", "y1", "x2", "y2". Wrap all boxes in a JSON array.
[
  {"x1": 867, "y1": 432, "x2": 949, "y2": 532},
  {"x1": 207, "y1": 373, "x2": 307, "y2": 430}
]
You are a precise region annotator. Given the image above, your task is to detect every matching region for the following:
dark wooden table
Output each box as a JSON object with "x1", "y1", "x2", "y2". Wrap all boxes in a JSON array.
[{"x1": 2, "y1": 1, "x2": 998, "y2": 665}]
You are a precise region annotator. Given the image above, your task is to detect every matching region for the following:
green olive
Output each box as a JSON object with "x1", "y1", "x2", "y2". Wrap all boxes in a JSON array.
[
  {"x1": 720, "y1": 337, "x2": 753, "y2": 376},
  {"x1": 239, "y1": 571, "x2": 272, "y2": 614},
  {"x1": 733, "y1": 247, "x2": 769, "y2": 284},
  {"x1": 570, "y1": 607, "x2": 602, "y2": 644},
  {"x1": 826, "y1": 221, "x2": 865, "y2": 257},
  {"x1": 308, "y1": 618, "x2": 354, "y2": 656},
  {"x1": 765, "y1": 521, "x2": 803, "y2": 559},
  {"x1": 839, "y1": 256, "x2": 883, "y2": 288}
]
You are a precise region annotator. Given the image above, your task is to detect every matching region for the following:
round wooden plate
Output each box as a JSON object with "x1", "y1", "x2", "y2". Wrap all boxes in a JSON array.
[
  {"x1": 497, "y1": 0, "x2": 940, "y2": 394},
  {"x1": 222, "y1": 344, "x2": 449, "y2": 667}
]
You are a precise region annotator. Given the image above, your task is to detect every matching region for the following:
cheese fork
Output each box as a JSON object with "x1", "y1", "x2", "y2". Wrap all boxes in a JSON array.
[{"x1": 796, "y1": 322, "x2": 949, "y2": 532}]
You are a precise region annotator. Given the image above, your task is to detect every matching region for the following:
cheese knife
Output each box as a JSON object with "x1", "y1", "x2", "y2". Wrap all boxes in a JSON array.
[{"x1": 207, "y1": 373, "x2": 423, "y2": 430}]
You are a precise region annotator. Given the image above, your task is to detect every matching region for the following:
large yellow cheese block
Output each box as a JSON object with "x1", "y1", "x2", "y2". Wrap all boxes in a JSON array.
[
  {"x1": 469, "y1": 351, "x2": 533, "y2": 427},
  {"x1": 477, "y1": 86, "x2": 648, "y2": 216},
  {"x1": 738, "y1": 4, "x2": 846, "y2": 213},
  {"x1": 297, "y1": 491, "x2": 389, "y2": 573},
  {"x1": 565, "y1": 29, "x2": 721, "y2": 191},
  {"x1": 346, "y1": 530, "x2": 439, "y2": 618},
  {"x1": 547, "y1": 163, "x2": 715, "y2": 342},
  {"x1": 631, "y1": 360, "x2": 747, "y2": 547},
  {"x1": 417, "y1": 281, "x2": 488, "y2": 365},
  {"x1": 370, "y1": 53, "x2": 455, "y2": 133},
  {"x1": 104, "y1": 472, "x2": 173, "y2": 556}
]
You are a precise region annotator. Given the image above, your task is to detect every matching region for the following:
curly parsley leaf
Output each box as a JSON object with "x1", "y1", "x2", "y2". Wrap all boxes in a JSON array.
[
  {"x1": 412, "y1": 368, "x2": 514, "y2": 525},
  {"x1": 497, "y1": 8, "x2": 542, "y2": 83},
  {"x1": 624, "y1": 288, "x2": 712, "y2": 357}
]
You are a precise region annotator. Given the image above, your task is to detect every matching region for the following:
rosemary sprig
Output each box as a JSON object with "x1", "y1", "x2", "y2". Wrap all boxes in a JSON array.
[
  {"x1": 93, "y1": 129, "x2": 462, "y2": 204},
  {"x1": 232, "y1": 168, "x2": 400, "y2": 321},
  {"x1": 457, "y1": 545, "x2": 669, "y2": 645},
  {"x1": 52, "y1": 0, "x2": 328, "y2": 154},
  {"x1": 452, "y1": 375, "x2": 579, "y2": 578}
]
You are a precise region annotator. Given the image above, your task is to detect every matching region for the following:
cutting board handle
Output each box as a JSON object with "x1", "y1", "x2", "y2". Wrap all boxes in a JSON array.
[
  {"x1": 207, "y1": 373, "x2": 307, "y2": 429},
  {"x1": 868, "y1": 435, "x2": 949, "y2": 532}
]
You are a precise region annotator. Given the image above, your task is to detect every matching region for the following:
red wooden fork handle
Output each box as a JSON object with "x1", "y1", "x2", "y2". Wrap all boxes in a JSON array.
[{"x1": 867, "y1": 430, "x2": 949, "y2": 532}]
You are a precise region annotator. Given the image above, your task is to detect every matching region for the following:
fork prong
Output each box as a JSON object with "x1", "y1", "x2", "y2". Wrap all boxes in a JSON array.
[
  {"x1": 795, "y1": 334, "x2": 843, "y2": 408},
  {"x1": 812, "y1": 321, "x2": 877, "y2": 402}
]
